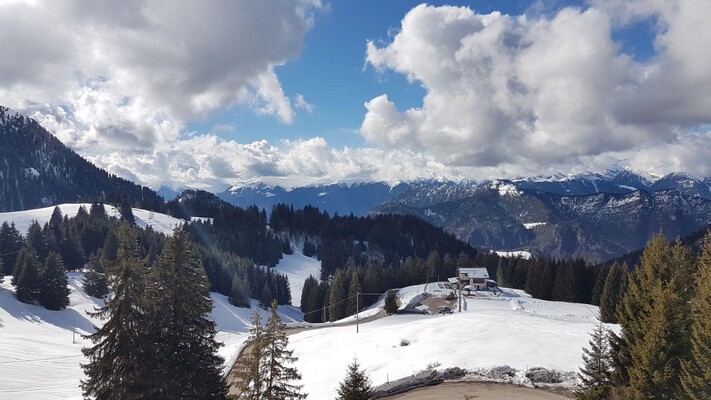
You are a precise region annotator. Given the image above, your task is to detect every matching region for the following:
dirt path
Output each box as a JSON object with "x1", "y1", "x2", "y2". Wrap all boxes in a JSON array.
[{"x1": 383, "y1": 381, "x2": 573, "y2": 400}]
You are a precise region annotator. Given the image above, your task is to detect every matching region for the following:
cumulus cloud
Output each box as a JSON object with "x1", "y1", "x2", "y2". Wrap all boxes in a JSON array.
[
  {"x1": 0, "y1": 0, "x2": 320, "y2": 153},
  {"x1": 3, "y1": 0, "x2": 711, "y2": 190},
  {"x1": 361, "y1": 1, "x2": 711, "y2": 177}
]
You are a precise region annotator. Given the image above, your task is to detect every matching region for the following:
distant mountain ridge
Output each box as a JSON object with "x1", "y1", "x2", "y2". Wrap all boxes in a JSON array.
[
  {"x1": 372, "y1": 182, "x2": 711, "y2": 262},
  {"x1": 0, "y1": 106, "x2": 163, "y2": 212},
  {"x1": 207, "y1": 169, "x2": 711, "y2": 217},
  {"x1": 215, "y1": 181, "x2": 410, "y2": 216}
]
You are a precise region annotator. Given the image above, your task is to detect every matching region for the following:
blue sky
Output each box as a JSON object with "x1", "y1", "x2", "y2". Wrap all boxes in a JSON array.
[{"x1": 2, "y1": 0, "x2": 710, "y2": 188}]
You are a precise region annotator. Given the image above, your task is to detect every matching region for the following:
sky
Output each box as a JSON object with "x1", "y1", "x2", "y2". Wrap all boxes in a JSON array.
[{"x1": 1, "y1": 0, "x2": 710, "y2": 190}]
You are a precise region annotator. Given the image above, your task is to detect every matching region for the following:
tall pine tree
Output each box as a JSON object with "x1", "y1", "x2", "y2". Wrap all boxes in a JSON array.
[
  {"x1": 328, "y1": 269, "x2": 347, "y2": 321},
  {"x1": 39, "y1": 252, "x2": 70, "y2": 310},
  {"x1": 81, "y1": 223, "x2": 153, "y2": 399},
  {"x1": 14, "y1": 248, "x2": 41, "y2": 304},
  {"x1": 231, "y1": 310, "x2": 266, "y2": 399},
  {"x1": 617, "y1": 234, "x2": 690, "y2": 399},
  {"x1": 0, "y1": 221, "x2": 23, "y2": 275},
  {"x1": 576, "y1": 322, "x2": 612, "y2": 400},
  {"x1": 599, "y1": 262, "x2": 627, "y2": 323},
  {"x1": 680, "y1": 233, "x2": 711, "y2": 399},
  {"x1": 346, "y1": 269, "x2": 361, "y2": 316},
  {"x1": 144, "y1": 227, "x2": 226, "y2": 399},
  {"x1": 230, "y1": 275, "x2": 251, "y2": 308},
  {"x1": 261, "y1": 300, "x2": 306, "y2": 400}
]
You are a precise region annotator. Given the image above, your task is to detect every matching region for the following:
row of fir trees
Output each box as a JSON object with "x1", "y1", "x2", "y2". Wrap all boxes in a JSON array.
[
  {"x1": 577, "y1": 233, "x2": 711, "y2": 399},
  {"x1": 82, "y1": 223, "x2": 227, "y2": 399}
]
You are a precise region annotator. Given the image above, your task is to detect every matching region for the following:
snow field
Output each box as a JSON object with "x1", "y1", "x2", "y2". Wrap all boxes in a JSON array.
[
  {"x1": 273, "y1": 245, "x2": 321, "y2": 307},
  {"x1": 0, "y1": 273, "x2": 302, "y2": 400},
  {"x1": 289, "y1": 285, "x2": 615, "y2": 399},
  {"x1": 0, "y1": 203, "x2": 186, "y2": 236}
]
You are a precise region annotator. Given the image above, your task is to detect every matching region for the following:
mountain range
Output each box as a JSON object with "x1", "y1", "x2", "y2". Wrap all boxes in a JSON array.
[
  {"x1": 2, "y1": 105, "x2": 711, "y2": 262},
  {"x1": 0, "y1": 106, "x2": 163, "y2": 212},
  {"x1": 373, "y1": 181, "x2": 711, "y2": 261}
]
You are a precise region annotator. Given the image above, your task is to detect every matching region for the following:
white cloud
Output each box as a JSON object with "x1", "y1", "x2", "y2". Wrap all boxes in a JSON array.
[
  {"x1": 0, "y1": 0, "x2": 320, "y2": 149},
  {"x1": 3, "y1": 0, "x2": 711, "y2": 190},
  {"x1": 294, "y1": 94, "x2": 314, "y2": 114},
  {"x1": 361, "y1": 2, "x2": 711, "y2": 177}
]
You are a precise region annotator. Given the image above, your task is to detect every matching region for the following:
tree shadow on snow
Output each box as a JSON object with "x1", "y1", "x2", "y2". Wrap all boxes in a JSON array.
[{"x1": 0, "y1": 286, "x2": 97, "y2": 334}]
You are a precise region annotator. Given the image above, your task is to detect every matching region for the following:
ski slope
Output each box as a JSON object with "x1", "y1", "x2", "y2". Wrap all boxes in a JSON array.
[
  {"x1": 273, "y1": 250, "x2": 321, "y2": 307},
  {"x1": 289, "y1": 284, "x2": 614, "y2": 399},
  {"x1": 0, "y1": 203, "x2": 186, "y2": 236},
  {"x1": 0, "y1": 273, "x2": 302, "y2": 400}
]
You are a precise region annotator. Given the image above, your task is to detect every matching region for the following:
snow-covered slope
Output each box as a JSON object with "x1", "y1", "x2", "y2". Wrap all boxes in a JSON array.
[
  {"x1": 0, "y1": 203, "x2": 185, "y2": 236},
  {"x1": 289, "y1": 284, "x2": 613, "y2": 399},
  {"x1": 273, "y1": 249, "x2": 321, "y2": 307},
  {"x1": 0, "y1": 273, "x2": 302, "y2": 400}
]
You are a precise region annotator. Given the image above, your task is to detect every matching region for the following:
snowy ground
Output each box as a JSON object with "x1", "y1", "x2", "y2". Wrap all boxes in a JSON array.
[
  {"x1": 1, "y1": 262, "x2": 615, "y2": 400},
  {"x1": 0, "y1": 203, "x2": 186, "y2": 236},
  {"x1": 0, "y1": 273, "x2": 302, "y2": 400},
  {"x1": 289, "y1": 284, "x2": 613, "y2": 399},
  {"x1": 495, "y1": 250, "x2": 532, "y2": 259},
  {"x1": 273, "y1": 248, "x2": 321, "y2": 307}
]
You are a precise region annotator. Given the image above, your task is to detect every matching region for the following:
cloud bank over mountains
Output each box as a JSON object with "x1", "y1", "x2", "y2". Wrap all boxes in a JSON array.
[
  {"x1": 363, "y1": 0, "x2": 711, "y2": 177},
  {"x1": 1, "y1": 0, "x2": 710, "y2": 189}
]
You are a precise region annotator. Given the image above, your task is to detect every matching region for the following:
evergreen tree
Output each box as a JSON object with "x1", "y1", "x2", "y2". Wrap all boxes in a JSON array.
[
  {"x1": 261, "y1": 300, "x2": 306, "y2": 400},
  {"x1": 231, "y1": 310, "x2": 266, "y2": 399},
  {"x1": 426, "y1": 250, "x2": 443, "y2": 280},
  {"x1": 590, "y1": 265, "x2": 608, "y2": 306},
  {"x1": 328, "y1": 269, "x2": 347, "y2": 321},
  {"x1": 495, "y1": 258, "x2": 507, "y2": 287},
  {"x1": 83, "y1": 266, "x2": 109, "y2": 299},
  {"x1": 301, "y1": 275, "x2": 321, "y2": 322},
  {"x1": 60, "y1": 219, "x2": 86, "y2": 270},
  {"x1": 119, "y1": 198, "x2": 135, "y2": 223},
  {"x1": 0, "y1": 222, "x2": 23, "y2": 275},
  {"x1": 144, "y1": 227, "x2": 226, "y2": 399},
  {"x1": 599, "y1": 263, "x2": 627, "y2": 323},
  {"x1": 618, "y1": 234, "x2": 690, "y2": 399},
  {"x1": 302, "y1": 239, "x2": 316, "y2": 257},
  {"x1": 48, "y1": 206, "x2": 63, "y2": 241},
  {"x1": 103, "y1": 230, "x2": 119, "y2": 261},
  {"x1": 346, "y1": 269, "x2": 362, "y2": 316},
  {"x1": 230, "y1": 275, "x2": 251, "y2": 308},
  {"x1": 26, "y1": 221, "x2": 48, "y2": 261},
  {"x1": 608, "y1": 330, "x2": 631, "y2": 389},
  {"x1": 336, "y1": 357, "x2": 374, "y2": 400},
  {"x1": 680, "y1": 233, "x2": 711, "y2": 399},
  {"x1": 384, "y1": 290, "x2": 398, "y2": 315},
  {"x1": 39, "y1": 252, "x2": 70, "y2": 310},
  {"x1": 14, "y1": 248, "x2": 41, "y2": 304},
  {"x1": 539, "y1": 260, "x2": 557, "y2": 301},
  {"x1": 43, "y1": 224, "x2": 60, "y2": 257},
  {"x1": 81, "y1": 223, "x2": 153, "y2": 399},
  {"x1": 260, "y1": 283, "x2": 274, "y2": 309},
  {"x1": 362, "y1": 262, "x2": 382, "y2": 296},
  {"x1": 90, "y1": 202, "x2": 107, "y2": 219},
  {"x1": 576, "y1": 322, "x2": 612, "y2": 400}
]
